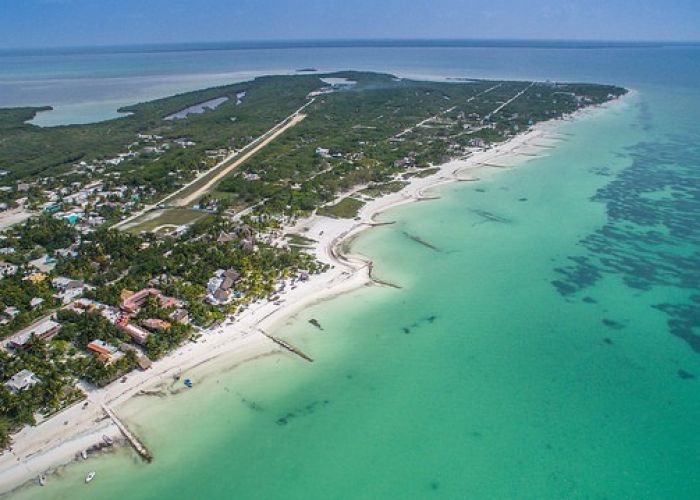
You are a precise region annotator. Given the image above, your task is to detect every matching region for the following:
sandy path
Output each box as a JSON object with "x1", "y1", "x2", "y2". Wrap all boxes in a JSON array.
[
  {"x1": 113, "y1": 99, "x2": 314, "y2": 229},
  {"x1": 0, "y1": 208, "x2": 35, "y2": 231},
  {"x1": 170, "y1": 112, "x2": 307, "y2": 207}
]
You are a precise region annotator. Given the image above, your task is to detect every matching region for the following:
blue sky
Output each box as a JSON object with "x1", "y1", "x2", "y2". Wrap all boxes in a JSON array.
[{"x1": 1, "y1": 0, "x2": 699, "y2": 48}]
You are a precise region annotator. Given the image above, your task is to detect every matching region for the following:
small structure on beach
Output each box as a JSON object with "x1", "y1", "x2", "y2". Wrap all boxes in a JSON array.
[{"x1": 136, "y1": 356, "x2": 153, "y2": 371}]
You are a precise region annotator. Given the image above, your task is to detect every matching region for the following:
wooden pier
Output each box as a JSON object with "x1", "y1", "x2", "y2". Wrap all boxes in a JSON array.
[
  {"x1": 260, "y1": 330, "x2": 314, "y2": 362},
  {"x1": 102, "y1": 404, "x2": 153, "y2": 462}
]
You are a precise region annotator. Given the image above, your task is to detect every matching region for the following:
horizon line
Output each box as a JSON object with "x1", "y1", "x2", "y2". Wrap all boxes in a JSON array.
[{"x1": 3, "y1": 37, "x2": 700, "y2": 54}]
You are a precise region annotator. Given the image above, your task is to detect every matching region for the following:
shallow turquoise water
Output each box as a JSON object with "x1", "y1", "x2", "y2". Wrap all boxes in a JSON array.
[{"x1": 8, "y1": 45, "x2": 700, "y2": 499}]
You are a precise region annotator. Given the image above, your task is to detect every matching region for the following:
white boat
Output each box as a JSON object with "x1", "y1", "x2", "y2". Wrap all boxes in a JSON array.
[
  {"x1": 80, "y1": 450, "x2": 88, "y2": 460},
  {"x1": 38, "y1": 474, "x2": 46, "y2": 486},
  {"x1": 85, "y1": 471, "x2": 96, "y2": 483}
]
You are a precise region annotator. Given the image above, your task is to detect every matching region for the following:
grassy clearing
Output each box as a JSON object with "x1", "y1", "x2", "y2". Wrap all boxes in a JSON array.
[
  {"x1": 317, "y1": 198, "x2": 365, "y2": 219},
  {"x1": 124, "y1": 208, "x2": 209, "y2": 234},
  {"x1": 285, "y1": 233, "x2": 317, "y2": 246},
  {"x1": 404, "y1": 167, "x2": 440, "y2": 179}
]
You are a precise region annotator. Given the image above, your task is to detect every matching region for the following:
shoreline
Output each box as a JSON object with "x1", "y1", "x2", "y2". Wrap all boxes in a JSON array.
[{"x1": 0, "y1": 91, "x2": 632, "y2": 494}]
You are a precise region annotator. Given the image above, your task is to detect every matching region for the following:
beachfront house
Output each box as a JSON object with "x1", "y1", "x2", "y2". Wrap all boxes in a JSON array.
[
  {"x1": 87, "y1": 340, "x2": 123, "y2": 363},
  {"x1": 169, "y1": 308, "x2": 190, "y2": 325},
  {"x1": 4, "y1": 369, "x2": 40, "y2": 393},
  {"x1": 208, "y1": 288, "x2": 233, "y2": 305},
  {"x1": 206, "y1": 268, "x2": 241, "y2": 305}
]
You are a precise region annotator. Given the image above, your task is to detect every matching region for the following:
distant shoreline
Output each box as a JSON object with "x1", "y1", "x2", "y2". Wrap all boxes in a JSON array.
[{"x1": 2, "y1": 39, "x2": 688, "y2": 56}]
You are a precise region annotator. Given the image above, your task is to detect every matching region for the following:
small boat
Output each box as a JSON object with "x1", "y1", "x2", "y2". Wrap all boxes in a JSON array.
[
  {"x1": 184, "y1": 378, "x2": 193, "y2": 388},
  {"x1": 85, "y1": 471, "x2": 96, "y2": 483},
  {"x1": 102, "y1": 434, "x2": 114, "y2": 445},
  {"x1": 38, "y1": 474, "x2": 46, "y2": 486},
  {"x1": 80, "y1": 450, "x2": 88, "y2": 460}
]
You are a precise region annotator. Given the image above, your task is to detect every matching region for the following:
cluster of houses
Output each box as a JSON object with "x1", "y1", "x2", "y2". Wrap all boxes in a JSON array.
[
  {"x1": 0, "y1": 269, "x2": 91, "y2": 324},
  {"x1": 0, "y1": 176, "x2": 146, "y2": 234},
  {"x1": 216, "y1": 228, "x2": 255, "y2": 252},
  {"x1": 206, "y1": 268, "x2": 242, "y2": 305},
  {"x1": 1, "y1": 287, "x2": 191, "y2": 391},
  {"x1": 52, "y1": 277, "x2": 90, "y2": 304},
  {"x1": 114, "y1": 287, "x2": 188, "y2": 346},
  {"x1": 38, "y1": 179, "x2": 141, "y2": 233},
  {"x1": 0, "y1": 129, "x2": 205, "y2": 223}
]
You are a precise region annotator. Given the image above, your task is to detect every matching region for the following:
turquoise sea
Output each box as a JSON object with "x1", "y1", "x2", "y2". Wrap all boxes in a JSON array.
[{"x1": 4, "y1": 42, "x2": 700, "y2": 499}]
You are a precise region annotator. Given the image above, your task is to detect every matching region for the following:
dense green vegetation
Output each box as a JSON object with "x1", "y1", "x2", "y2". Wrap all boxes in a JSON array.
[
  {"x1": 213, "y1": 72, "x2": 625, "y2": 216},
  {"x1": 0, "y1": 75, "x2": 320, "y2": 202},
  {"x1": 361, "y1": 181, "x2": 408, "y2": 198},
  {"x1": 317, "y1": 198, "x2": 366, "y2": 219},
  {"x1": 0, "y1": 341, "x2": 84, "y2": 448}
]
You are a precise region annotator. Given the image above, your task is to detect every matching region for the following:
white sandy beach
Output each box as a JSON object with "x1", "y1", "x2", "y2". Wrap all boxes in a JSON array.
[{"x1": 0, "y1": 93, "x2": 630, "y2": 494}]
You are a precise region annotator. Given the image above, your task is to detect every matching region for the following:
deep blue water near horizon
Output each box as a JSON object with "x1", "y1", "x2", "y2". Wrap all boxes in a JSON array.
[{"x1": 5, "y1": 42, "x2": 700, "y2": 499}]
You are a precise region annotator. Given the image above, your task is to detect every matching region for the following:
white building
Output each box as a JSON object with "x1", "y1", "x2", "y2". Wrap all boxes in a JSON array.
[
  {"x1": 9, "y1": 318, "x2": 61, "y2": 348},
  {"x1": 0, "y1": 261, "x2": 18, "y2": 278},
  {"x1": 52, "y1": 277, "x2": 89, "y2": 303},
  {"x1": 4, "y1": 369, "x2": 40, "y2": 392},
  {"x1": 29, "y1": 297, "x2": 44, "y2": 308}
]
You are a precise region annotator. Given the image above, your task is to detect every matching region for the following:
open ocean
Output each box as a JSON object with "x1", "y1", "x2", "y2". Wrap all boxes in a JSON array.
[{"x1": 4, "y1": 41, "x2": 700, "y2": 499}]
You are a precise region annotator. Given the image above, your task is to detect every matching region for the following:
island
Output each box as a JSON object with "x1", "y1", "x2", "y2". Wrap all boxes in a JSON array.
[{"x1": 0, "y1": 72, "x2": 626, "y2": 483}]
